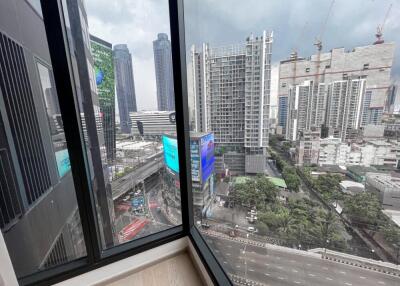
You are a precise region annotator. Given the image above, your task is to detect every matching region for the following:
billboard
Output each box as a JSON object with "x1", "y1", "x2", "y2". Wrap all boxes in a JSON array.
[
  {"x1": 162, "y1": 135, "x2": 179, "y2": 173},
  {"x1": 162, "y1": 133, "x2": 215, "y2": 182},
  {"x1": 201, "y1": 133, "x2": 215, "y2": 182},
  {"x1": 90, "y1": 38, "x2": 115, "y2": 108},
  {"x1": 190, "y1": 140, "x2": 200, "y2": 182},
  {"x1": 55, "y1": 149, "x2": 71, "y2": 177}
]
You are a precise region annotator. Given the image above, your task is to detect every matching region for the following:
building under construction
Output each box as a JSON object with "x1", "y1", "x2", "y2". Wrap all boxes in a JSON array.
[{"x1": 279, "y1": 42, "x2": 395, "y2": 141}]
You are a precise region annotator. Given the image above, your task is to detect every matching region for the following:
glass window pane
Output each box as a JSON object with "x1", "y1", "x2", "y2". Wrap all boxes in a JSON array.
[
  {"x1": 61, "y1": 0, "x2": 182, "y2": 250},
  {"x1": 185, "y1": 0, "x2": 400, "y2": 285},
  {"x1": 0, "y1": 0, "x2": 86, "y2": 278}
]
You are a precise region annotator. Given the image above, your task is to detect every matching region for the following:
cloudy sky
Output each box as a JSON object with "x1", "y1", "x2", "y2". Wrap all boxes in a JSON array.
[{"x1": 86, "y1": 0, "x2": 400, "y2": 111}]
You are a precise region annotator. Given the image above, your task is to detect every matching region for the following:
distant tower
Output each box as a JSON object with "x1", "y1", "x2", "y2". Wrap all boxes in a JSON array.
[
  {"x1": 153, "y1": 33, "x2": 175, "y2": 111},
  {"x1": 113, "y1": 44, "x2": 137, "y2": 133}
]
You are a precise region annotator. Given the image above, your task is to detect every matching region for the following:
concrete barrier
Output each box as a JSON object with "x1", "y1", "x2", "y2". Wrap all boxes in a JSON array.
[
  {"x1": 230, "y1": 274, "x2": 268, "y2": 286},
  {"x1": 309, "y1": 248, "x2": 400, "y2": 277}
]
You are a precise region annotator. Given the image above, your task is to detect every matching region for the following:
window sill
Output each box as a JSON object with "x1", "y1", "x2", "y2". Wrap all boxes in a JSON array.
[{"x1": 54, "y1": 237, "x2": 212, "y2": 286}]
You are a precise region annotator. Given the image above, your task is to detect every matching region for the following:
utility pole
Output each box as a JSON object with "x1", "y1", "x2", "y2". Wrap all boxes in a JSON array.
[{"x1": 242, "y1": 233, "x2": 249, "y2": 280}]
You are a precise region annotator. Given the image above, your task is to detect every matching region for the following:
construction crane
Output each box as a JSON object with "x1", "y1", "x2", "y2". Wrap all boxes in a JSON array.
[
  {"x1": 374, "y1": 3, "x2": 392, "y2": 44},
  {"x1": 290, "y1": 22, "x2": 308, "y2": 86},
  {"x1": 314, "y1": 0, "x2": 335, "y2": 84}
]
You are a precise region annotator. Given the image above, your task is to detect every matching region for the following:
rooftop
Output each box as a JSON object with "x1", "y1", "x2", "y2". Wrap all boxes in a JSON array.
[
  {"x1": 339, "y1": 180, "x2": 365, "y2": 189},
  {"x1": 366, "y1": 173, "x2": 400, "y2": 190},
  {"x1": 382, "y1": 209, "x2": 400, "y2": 228},
  {"x1": 116, "y1": 141, "x2": 154, "y2": 150},
  {"x1": 267, "y1": 177, "x2": 287, "y2": 189},
  {"x1": 347, "y1": 165, "x2": 378, "y2": 176}
]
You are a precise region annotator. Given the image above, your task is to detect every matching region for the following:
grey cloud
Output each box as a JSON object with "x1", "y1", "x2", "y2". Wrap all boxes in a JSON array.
[
  {"x1": 184, "y1": 0, "x2": 399, "y2": 78},
  {"x1": 85, "y1": 0, "x2": 400, "y2": 111}
]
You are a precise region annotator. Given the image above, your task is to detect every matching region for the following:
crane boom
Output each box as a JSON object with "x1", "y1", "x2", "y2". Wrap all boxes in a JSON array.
[{"x1": 374, "y1": 3, "x2": 392, "y2": 44}]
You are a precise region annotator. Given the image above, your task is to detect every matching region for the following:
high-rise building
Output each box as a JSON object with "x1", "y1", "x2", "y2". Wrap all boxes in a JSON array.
[
  {"x1": 278, "y1": 42, "x2": 395, "y2": 140},
  {"x1": 113, "y1": 44, "x2": 137, "y2": 133},
  {"x1": 0, "y1": 0, "x2": 86, "y2": 277},
  {"x1": 387, "y1": 81, "x2": 400, "y2": 114},
  {"x1": 153, "y1": 33, "x2": 175, "y2": 111},
  {"x1": 191, "y1": 31, "x2": 273, "y2": 174},
  {"x1": 90, "y1": 35, "x2": 116, "y2": 163}
]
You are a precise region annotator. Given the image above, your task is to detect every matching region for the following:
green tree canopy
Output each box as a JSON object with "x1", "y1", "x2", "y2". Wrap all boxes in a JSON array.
[{"x1": 343, "y1": 192, "x2": 382, "y2": 226}]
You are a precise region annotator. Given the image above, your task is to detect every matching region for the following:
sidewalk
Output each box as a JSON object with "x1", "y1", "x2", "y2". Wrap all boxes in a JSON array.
[{"x1": 209, "y1": 201, "x2": 251, "y2": 227}]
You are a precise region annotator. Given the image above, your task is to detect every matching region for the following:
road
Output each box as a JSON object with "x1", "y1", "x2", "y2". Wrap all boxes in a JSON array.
[
  {"x1": 205, "y1": 234, "x2": 400, "y2": 286},
  {"x1": 147, "y1": 188, "x2": 171, "y2": 225},
  {"x1": 112, "y1": 156, "x2": 163, "y2": 200},
  {"x1": 265, "y1": 158, "x2": 282, "y2": 178}
]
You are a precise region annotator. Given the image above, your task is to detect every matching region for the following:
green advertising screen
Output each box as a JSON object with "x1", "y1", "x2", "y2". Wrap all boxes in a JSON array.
[{"x1": 90, "y1": 38, "x2": 115, "y2": 108}]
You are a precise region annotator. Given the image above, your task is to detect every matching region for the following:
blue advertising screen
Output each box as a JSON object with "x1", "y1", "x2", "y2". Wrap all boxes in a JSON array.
[
  {"x1": 55, "y1": 149, "x2": 71, "y2": 178},
  {"x1": 162, "y1": 135, "x2": 179, "y2": 173},
  {"x1": 201, "y1": 134, "x2": 215, "y2": 182}
]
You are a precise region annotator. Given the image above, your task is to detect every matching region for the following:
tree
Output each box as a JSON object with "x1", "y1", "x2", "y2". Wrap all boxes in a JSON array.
[
  {"x1": 381, "y1": 223, "x2": 400, "y2": 246},
  {"x1": 282, "y1": 166, "x2": 300, "y2": 192},
  {"x1": 255, "y1": 176, "x2": 279, "y2": 209},
  {"x1": 230, "y1": 176, "x2": 279, "y2": 210},
  {"x1": 269, "y1": 136, "x2": 278, "y2": 147},
  {"x1": 309, "y1": 210, "x2": 344, "y2": 248},
  {"x1": 343, "y1": 192, "x2": 382, "y2": 227},
  {"x1": 282, "y1": 141, "x2": 292, "y2": 153}
]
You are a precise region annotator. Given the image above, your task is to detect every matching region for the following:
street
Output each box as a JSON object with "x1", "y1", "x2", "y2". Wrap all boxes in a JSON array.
[
  {"x1": 205, "y1": 234, "x2": 400, "y2": 286},
  {"x1": 111, "y1": 155, "x2": 163, "y2": 200},
  {"x1": 266, "y1": 158, "x2": 281, "y2": 178}
]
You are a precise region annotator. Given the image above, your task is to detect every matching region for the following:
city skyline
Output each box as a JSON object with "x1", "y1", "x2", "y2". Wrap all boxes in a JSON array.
[{"x1": 86, "y1": 0, "x2": 400, "y2": 111}]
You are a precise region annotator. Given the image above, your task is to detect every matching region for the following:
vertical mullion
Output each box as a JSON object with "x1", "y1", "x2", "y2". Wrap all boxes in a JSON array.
[
  {"x1": 40, "y1": 0, "x2": 101, "y2": 263},
  {"x1": 168, "y1": 0, "x2": 194, "y2": 232}
]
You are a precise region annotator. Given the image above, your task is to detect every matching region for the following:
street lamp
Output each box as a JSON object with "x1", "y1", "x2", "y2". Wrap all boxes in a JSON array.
[{"x1": 324, "y1": 239, "x2": 330, "y2": 258}]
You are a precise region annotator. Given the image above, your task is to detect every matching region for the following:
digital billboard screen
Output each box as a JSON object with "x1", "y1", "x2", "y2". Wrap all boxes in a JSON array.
[
  {"x1": 55, "y1": 149, "x2": 71, "y2": 178},
  {"x1": 90, "y1": 39, "x2": 115, "y2": 108},
  {"x1": 162, "y1": 135, "x2": 179, "y2": 173},
  {"x1": 190, "y1": 140, "x2": 200, "y2": 182},
  {"x1": 201, "y1": 133, "x2": 215, "y2": 182}
]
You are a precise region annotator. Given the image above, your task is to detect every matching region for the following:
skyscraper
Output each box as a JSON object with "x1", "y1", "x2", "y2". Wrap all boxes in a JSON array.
[
  {"x1": 0, "y1": 0, "x2": 85, "y2": 277},
  {"x1": 153, "y1": 33, "x2": 175, "y2": 111},
  {"x1": 113, "y1": 44, "x2": 137, "y2": 133},
  {"x1": 192, "y1": 31, "x2": 273, "y2": 174},
  {"x1": 90, "y1": 35, "x2": 116, "y2": 163}
]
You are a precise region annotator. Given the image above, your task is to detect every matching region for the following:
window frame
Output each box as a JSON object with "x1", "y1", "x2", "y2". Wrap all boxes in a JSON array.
[{"x1": 17, "y1": 0, "x2": 232, "y2": 285}]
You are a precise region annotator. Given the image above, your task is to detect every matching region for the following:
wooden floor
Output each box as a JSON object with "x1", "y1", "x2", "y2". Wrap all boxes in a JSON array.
[{"x1": 104, "y1": 252, "x2": 205, "y2": 286}]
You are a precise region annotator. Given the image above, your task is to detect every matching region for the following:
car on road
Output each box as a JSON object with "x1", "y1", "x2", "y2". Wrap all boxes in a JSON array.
[
  {"x1": 201, "y1": 223, "x2": 211, "y2": 229},
  {"x1": 247, "y1": 226, "x2": 257, "y2": 233}
]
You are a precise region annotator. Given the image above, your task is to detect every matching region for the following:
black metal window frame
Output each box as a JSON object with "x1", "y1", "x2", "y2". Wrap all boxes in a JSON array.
[{"x1": 15, "y1": 0, "x2": 232, "y2": 285}]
